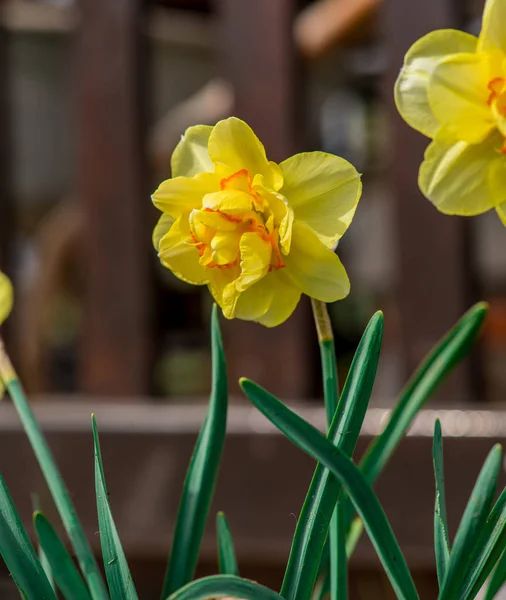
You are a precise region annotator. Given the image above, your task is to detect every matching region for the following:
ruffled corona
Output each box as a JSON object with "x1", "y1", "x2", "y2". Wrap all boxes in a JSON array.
[
  {"x1": 152, "y1": 117, "x2": 361, "y2": 326},
  {"x1": 394, "y1": 0, "x2": 506, "y2": 225}
]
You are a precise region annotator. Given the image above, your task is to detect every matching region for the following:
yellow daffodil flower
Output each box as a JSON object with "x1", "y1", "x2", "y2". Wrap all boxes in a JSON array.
[
  {"x1": 152, "y1": 117, "x2": 361, "y2": 326},
  {"x1": 0, "y1": 272, "x2": 13, "y2": 397},
  {"x1": 395, "y1": 0, "x2": 506, "y2": 225},
  {"x1": 0, "y1": 272, "x2": 13, "y2": 327}
]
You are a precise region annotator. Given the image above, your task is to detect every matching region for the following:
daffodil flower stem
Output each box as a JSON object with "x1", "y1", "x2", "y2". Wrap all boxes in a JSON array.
[
  {"x1": 311, "y1": 299, "x2": 340, "y2": 600},
  {"x1": 0, "y1": 337, "x2": 109, "y2": 600}
]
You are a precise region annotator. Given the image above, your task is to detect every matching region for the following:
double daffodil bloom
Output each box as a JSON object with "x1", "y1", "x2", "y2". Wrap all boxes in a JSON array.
[
  {"x1": 152, "y1": 117, "x2": 361, "y2": 326},
  {"x1": 395, "y1": 0, "x2": 506, "y2": 224}
]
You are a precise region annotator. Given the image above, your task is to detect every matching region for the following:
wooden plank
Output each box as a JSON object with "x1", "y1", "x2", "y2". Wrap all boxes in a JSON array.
[
  {"x1": 383, "y1": 0, "x2": 475, "y2": 400},
  {"x1": 0, "y1": 19, "x2": 15, "y2": 353},
  {"x1": 0, "y1": 23, "x2": 13, "y2": 276},
  {"x1": 217, "y1": 0, "x2": 311, "y2": 399},
  {"x1": 76, "y1": 0, "x2": 150, "y2": 395}
]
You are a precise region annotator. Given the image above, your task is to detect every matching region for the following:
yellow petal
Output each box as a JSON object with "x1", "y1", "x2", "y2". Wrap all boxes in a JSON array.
[
  {"x1": 280, "y1": 152, "x2": 361, "y2": 249},
  {"x1": 285, "y1": 222, "x2": 350, "y2": 302},
  {"x1": 152, "y1": 172, "x2": 218, "y2": 218},
  {"x1": 208, "y1": 117, "x2": 283, "y2": 190},
  {"x1": 236, "y1": 232, "x2": 272, "y2": 292},
  {"x1": 490, "y1": 159, "x2": 506, "y2": 207},
  {"x1": 428, "y1": 53, "x2": 495, "y2": 144},
  {"x1": 497, "y1": 202, "x2": 506, "y2": 226},
  {"x1": 158, "y1": 216, "x2": 209, "y2": 284},
  {"x1": 0, "y1": 272, "x2": 13, "y2": 326},
  {"x1": 153, "y1": 214, "x2": 175, "y2": 251},
  {"x1": 171, "y1": 124, "x2": 213, "y2": 178},
  {"x1": 234, "y1": 270, "x2": 301, "y2": 326},
  {"x1": 419, "y1": 133, "x2": 504, "y2": 215},
  {"x1": 202, "y1": 189, "x2": 254, "y2": 214},
  {"x1": 394, "y1": 30, "x2": 478, "y2": 138},
  {"x1": 194, "y1": 209, "x2": 238, "y2": 232},
  {"x1": 479, "y1": 0, "x2": 506, "y2": 54},
  {"x1": 207, "y1": 267, "x2": 242, "y2": 318},
  {"x1": 210, "y1": 230, "x2": 241, "y2": 265}
]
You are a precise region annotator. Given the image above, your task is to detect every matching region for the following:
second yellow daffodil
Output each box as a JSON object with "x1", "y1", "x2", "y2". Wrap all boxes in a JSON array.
[
  {"x1": 152, "y1": 117, "x2": 361, "y2": 326},
  {"x1": 0, "y1": 272, "x2": 12, "y2": 328},
  {"x1": 395, "y1": 0, "x2": 506, "y2": 224}
]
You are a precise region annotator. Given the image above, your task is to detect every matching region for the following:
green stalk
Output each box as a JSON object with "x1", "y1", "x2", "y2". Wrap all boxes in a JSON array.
[
  {"x1": 0, "y1": 339, "x2": 109, "y2": 600},
  {"x1": 312, "y1": 299, "x2": 339, "y2": 600}
]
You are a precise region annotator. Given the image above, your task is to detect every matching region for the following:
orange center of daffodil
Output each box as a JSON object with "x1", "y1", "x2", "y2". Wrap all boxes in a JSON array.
[
  {"x1": 188, "y1": 168, "x2": 287, "y2": 272},
  {"x1": 487, "y1": 77, "x2": 506, "y2": 153}
]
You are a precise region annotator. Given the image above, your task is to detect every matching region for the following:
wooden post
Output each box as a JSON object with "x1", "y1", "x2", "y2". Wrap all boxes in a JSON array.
[
  {"x1": 383, "y1": 0, "x2": 475, "y2": 400},
  {"x1": 217, "y1": 0, "x2": 312, "y2": 399},
  {"x1": 76, "y1": 0, "x2": 150, "y2": 395}
]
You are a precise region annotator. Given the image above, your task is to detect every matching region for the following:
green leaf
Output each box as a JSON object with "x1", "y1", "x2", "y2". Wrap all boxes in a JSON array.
[
  {"x1": 241, "y1": 379, "x2": 418, "y2": 600},
  {"x1": 216, "y1": 512, "x2": 239, "y2": 576},
  {"x1": 345, "y1": 302, "x2": 488, "y2": 556},
  {"x1": 0, "y1": 475, "x2": 57, "y2": 599},
  {"x1": 485, "y1": 548, "x2": 506, "y2": 600},
  {"x1": 439, "y1": 445, "x2": 502, "y2": 600},
  {"x1": 92, "y1": 415, "x2": 138, "y2": 600},
  {"x1": 34, "y1": 512, "x2": 92, "y2": 600},
  {"x1": 433, "y1": 420, "x2": 450, "y2": 588},
  {"x1": 281, "y1": 312, "x2": 383, "y2": 600},
  {"x1": 334, "y1": 502, "x2": 347, "y2": 600},
  {"x1": 162, "y1": 305, "x2": 228, "y2": 597},
  {"x1": 5, "y1": 378, "x2": 109, "y2": 600},
  {"x1": 31, "y1": 494, "x2": 55, "y2": 594},
  {"x1": 165, "y1": 575, "x2": 283, "y2": 600},
  {"x1": 461, "y1": 486, "x2": 506, "y2": 600}
]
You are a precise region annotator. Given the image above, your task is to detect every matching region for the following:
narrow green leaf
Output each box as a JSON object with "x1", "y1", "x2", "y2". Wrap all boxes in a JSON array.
[
  {"x1": 166, "y1": 575, "x2": 283, "y2": 600},
  {"x1": 92, "y1": 415, "x2": 138, "y2": 600},
  {"x1": 5, "y1": 378, "x2": 109, "y2": 600},
  {"x1": 217, "y1": 512, "x2": 239, "y2": 576},
  {"x1": 346, "y1": 302, "x2": 488, "y2": 556},
  {"x1": 162, "y1": 305, "x2": 228, "y2": 597},
  {"x1": 281, "y1": 312, "x2": 383, "y2": 600},
  {"x1": 0, "y1": 475, "x2": 57, "y2": 599},
  {"x1": 241, "y1": 379, "x2": 418, "y2": 600},
  {"x1": 334, "y1": 502, "x2": 347, "y2": 600},
  {"x1": 439, "y1": 445, "x2": 502, "y2": 600},
  {"x1": 31, "y1": 494, "x2": 55, "y2": 593},
  {"x1": 34, "y1": 512, "x2": 91, "y2": 600},
  {"x1": 433, "y1": 420, "x2": 450, "y2": 588},
  {"x1": 460, "y1": 486, "x2": 506, "y2": 600},
  {"x1": 485, "y1": 548, "x2": 506, "y2": 600}
]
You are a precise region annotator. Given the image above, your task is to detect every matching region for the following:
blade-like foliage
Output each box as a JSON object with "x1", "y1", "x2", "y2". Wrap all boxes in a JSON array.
[
  {"x1": 345, "y1": 303, "x2": 488, "y2": 555},
  {"x1": 486, "y1": 549, "x2": 506, "y2": 600},
  {"x1": 281, "y1": 312, "x2": 383, "y2": 600},
  {"x1": 241, "y1": 379, "x2": 419, "y2": 600},
  {"x1": 433, "y1": 420, "x2": 450, "y2": 587},
  {"x1": 439, "y1": 445, "x2": 502, "y2": 600},
  {"x1": 216, "y1": 512, "x2": 239, "y2": 576},
  {"x1": 34, "y1": 511, "x2": 92, "y2": 600},
  {"x1": 165, "y1": 575, "x2": 283, "y2": 600},
  {"x1": 162, "y1": 305, "x2": 228, "y2": 597},
  {"x1": 460, "y1": 486, "x2": 506, "y2": 600},
  {"x1": 92, "y1": 415, "x2": 138, "y2": 600},
  {"x1": 0, "y1": 476, "x2": 57, "y2": 599},
  {"x1": 5, "y1": 378, "x2": 109, "y2": 600},
  {"x1": 334, "y1": 501, "x2": 347, "y2": 600}
]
